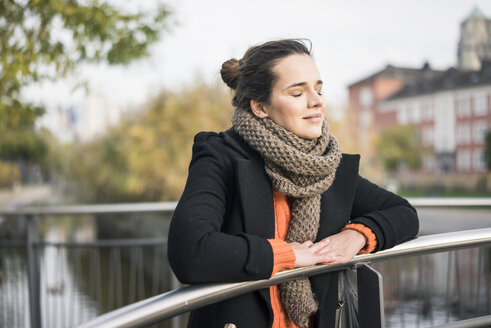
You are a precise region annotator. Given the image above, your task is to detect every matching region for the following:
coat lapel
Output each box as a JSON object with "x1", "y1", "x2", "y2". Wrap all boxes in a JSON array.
[
  {"x1": 223, "y1": 129, "x2": 275, "y2": 311},
  {"x1": 236, "y1": 158, "x2": 275, "y2": 238},
  {"x1": 223, "y1": 128, "x2": 275, "y2": 238},
  {"x1": 317, "y1": 153, "x2": 360, "y2": 240}
]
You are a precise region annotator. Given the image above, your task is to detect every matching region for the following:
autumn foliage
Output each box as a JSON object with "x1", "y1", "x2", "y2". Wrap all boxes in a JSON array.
[{"x1": 65, "y1": 82, "x2": 233, "y2": 202}]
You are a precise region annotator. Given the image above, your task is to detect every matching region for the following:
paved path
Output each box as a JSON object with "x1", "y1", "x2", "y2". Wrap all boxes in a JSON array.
[
  {"x1": 0, "y1": 185, "x2": 52, "y2": 209},
  {"x1": 417, "y1": 207, "x2": 491, "y2": 235}
]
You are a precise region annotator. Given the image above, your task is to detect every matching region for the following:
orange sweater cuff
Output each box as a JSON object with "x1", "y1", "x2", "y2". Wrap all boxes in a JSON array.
[
  {"x1": 267, "y1": 239, "x2": 296, "y2": 276},
  {"x1": 342, "y1": 223, "x2": 377, "y2": 254}
]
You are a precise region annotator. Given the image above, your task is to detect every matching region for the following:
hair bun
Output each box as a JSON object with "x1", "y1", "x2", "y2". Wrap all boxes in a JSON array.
[{"x1": 220, "y1": 58, "x2": 240, "y2": 90}]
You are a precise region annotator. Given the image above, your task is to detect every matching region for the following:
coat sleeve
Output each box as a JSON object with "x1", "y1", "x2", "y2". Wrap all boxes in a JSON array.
[
  {"x1": 350, "y1": 175, "x2": 419, "y2": 252},
  {"x1": 167, "y1": 132, "x2": 274, "y2": 284}
]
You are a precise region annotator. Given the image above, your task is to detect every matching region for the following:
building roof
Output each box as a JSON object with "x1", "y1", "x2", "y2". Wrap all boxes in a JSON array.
[
  {"x1": 347, "y1": 63, "x2": 444, "y2": 88},
  {"x1": 465, "y1": 7, "x2": 487, "y2": 21},
  {"x1": 385, "y1": 61, "x2": 491, "y2": 101}
]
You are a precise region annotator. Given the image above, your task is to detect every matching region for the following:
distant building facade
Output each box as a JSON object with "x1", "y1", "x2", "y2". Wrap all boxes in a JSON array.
[
  {"x1": 39, "y1": 92, "x2": 123, "y2": 143},
  {"x1": 379, "y1": 67, "x2": 491, "y2": 174},
  {"x1": 348, "y1": 63, "x2": 443, "y2": 140},
  {"x1": 348, "y1": 7, "x2": 491, "y2": 175}
]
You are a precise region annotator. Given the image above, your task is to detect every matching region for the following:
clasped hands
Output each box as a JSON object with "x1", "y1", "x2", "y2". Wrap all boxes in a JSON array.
[{"x1": 289, "y1": 229, "x2": 367, "y2": 268}]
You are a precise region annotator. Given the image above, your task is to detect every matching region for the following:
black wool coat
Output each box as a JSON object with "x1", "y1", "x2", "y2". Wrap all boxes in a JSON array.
[{"x1": 168, "y1": 128, "x2": 419, "y2": 328}]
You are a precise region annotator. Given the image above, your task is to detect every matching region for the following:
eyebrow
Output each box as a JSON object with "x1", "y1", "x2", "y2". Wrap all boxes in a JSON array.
[{"x1": 285, "y1": 80, "x2": 323, "y2": 90}]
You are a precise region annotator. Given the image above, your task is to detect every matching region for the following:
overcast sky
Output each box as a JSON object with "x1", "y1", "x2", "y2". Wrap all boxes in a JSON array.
[{"x1": 26, "y1": 0, "x2": 491, "y2": 111}]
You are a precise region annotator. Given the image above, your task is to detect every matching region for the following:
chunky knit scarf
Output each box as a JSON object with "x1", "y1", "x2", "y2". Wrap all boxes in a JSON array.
[{"x1": 231, "y1": 108, "x2": 342, "y2": 328}]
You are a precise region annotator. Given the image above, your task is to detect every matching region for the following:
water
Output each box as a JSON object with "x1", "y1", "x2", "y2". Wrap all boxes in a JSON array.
[
  {"x1": 0, "y1": 213, "x2": 171, "y2": 327},
  {"x1": 39, "y1": 227, "x2": 100, "y2": 327},
  {"x1": 1, "y1": 249, "x2": 29, "y2": 328},
  {"x1": 0, "y1": 215, "x2": 101, "y2": 327},
  {"x1": 373, "y1": 248, "x2": 491, "y2": 327}
]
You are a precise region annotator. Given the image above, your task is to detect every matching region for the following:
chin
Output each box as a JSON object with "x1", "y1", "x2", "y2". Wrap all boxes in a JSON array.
[{"x1": 299, "y1": 130, "x2": 322, "y2": 139}]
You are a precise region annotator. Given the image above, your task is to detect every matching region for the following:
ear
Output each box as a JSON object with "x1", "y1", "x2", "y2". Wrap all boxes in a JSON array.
[{"x1": 250, "y1": 99, "x2": 269, "y2": 118}]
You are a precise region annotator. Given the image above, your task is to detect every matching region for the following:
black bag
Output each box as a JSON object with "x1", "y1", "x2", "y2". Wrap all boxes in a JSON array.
[
  {"x1": 335, "y1": 268, "x2": 359, "y2": 328},
  {"x1": 335, "y1": 264, "x2": 385, "y2": 328}
]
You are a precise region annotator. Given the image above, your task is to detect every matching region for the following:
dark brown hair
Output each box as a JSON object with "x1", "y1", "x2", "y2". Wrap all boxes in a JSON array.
[{"x1": 220, "y1": 39, "x2": 312, "y2": 110}]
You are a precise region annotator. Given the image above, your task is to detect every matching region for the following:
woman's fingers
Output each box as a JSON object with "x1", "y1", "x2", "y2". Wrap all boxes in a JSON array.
[
  {"x1": 303, "y1": 240, "x2": 314, "y2": 248},
  {"x1": 290, "y1": 240, "x2": 333, "y2": 267},
  {"x1": 290, "y1": 235, "x2": 361, "y2": 267},
  {"x1": 308, "y1": 238, "x2": 330, "y2": 253},
  {"x1": 313, "y1": 230, "x2": 368, "y2": 265},
  {"x1": 317, "y1": 253, "x2": 338, "y2": 264}
]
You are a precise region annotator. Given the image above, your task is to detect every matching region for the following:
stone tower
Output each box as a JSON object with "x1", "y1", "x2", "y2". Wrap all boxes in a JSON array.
[{"x1": 457, "y1": 7, "x2": 491, "y2": 71}]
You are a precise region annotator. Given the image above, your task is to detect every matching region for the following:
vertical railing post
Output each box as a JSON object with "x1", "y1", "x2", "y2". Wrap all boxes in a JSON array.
[
  {"x1": 170, "y1": 272, "x2": 181, "y2": 328},
  {"x1": 26, "y1": 214, "x2": 41, "y2": 328}
]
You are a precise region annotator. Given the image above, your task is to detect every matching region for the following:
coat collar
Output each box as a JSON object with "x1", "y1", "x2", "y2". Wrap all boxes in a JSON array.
[{"x1": 221, "y1": 128, "x2": 254, "y2": 159}]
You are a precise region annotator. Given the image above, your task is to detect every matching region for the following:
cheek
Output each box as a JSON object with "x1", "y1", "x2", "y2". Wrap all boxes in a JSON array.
[{"x1": 272, "y1": 99, "x2": 303, "y2": 118}]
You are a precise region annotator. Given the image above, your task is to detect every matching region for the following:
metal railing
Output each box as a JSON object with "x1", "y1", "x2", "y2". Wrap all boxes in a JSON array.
[
  {"x1": 407, "y1": 198, "x2": 491, "y2": 207},
  {"x1": 76, "y1": 228, "x2": 491, "y2": 328},
  {"x1": 0, "y1": 204, "x2": 177, "y2": 328},
  {"x1": 1, "y1": 198, "x2": 491, "y2": 328},
  {"x1": 1, "y1": 196, "x2": 490, "y2": 216}
]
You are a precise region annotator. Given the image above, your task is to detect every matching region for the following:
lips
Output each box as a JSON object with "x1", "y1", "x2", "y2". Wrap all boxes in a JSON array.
[{"x1": 303, "y1": 113, "x2": 322, "y2": 122}]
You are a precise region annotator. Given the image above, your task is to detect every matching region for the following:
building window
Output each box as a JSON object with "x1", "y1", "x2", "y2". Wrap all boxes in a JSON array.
[
  {"x1": 456, "y1": 123, "x2": 471, "y2": 145},
  {"x1": 422, "y1": 126, "x2": 434, "y2": 145},
  {"x1": 457, "y1": 97, "x2": 471, "y2": 117},
  {"x1": 473, "y1": 120, "x2": 487, "y2": 144},
  {"x1": 457, "y1": 149, "x2": 472, "y2": 172},
  {"x1": 411, "y1": 104, "x2": 421, "y2": 124},
  {"x1": 359, "y1": 87, "x2": 373, "y2": 107},
  {"x1": 397, "y1": 105, "x2": 408, "y2": 125},
  {"x1": 473, "y1": 93, "x2": 488, "y2": 116},
  {"x1": 422, "y1": 102, "x2": 434, "y2": 121},
  {"x1": 473, "y1": 149, "x2": 486, "y2": 172}
]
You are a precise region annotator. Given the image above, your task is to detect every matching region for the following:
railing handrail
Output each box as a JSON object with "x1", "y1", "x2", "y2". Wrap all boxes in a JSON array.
[
  {"x1": 76, "y1": 227, "x2": 491, "y2": 328},
  {"x1": 1, "y1": 197, "x2": 491, "y2": 216},
  {"x1": 0, "y1": 201, "x2": 178, "y2": 215},
  {"x1": 408, "y1": 197, "x2": 491, "y2": 207}
]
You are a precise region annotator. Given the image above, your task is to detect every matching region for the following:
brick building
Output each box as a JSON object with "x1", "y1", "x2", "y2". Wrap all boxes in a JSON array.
[
  {"x1": 348, "y1": 7, "x2": 491, "y2": 174},
  {"x1": 348, "y1": 63, "x2": 443, "y2": 138}
]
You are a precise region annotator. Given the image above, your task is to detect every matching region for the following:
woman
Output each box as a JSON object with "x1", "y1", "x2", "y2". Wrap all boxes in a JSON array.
[{"x1": 168, "y1": 39, "x2": 419, "y2": 328}]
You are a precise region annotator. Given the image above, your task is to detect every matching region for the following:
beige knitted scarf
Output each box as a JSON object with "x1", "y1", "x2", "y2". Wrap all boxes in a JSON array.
[{"x1": 231, "y1": 108, "x2": 342, "y2": 327}]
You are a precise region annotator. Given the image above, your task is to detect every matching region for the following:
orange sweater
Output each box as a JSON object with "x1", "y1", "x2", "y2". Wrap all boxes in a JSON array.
[
  {"x1": 268, "y1": 190, "x2": 298, "y2": 328},
  {"x1": 267, "y1": 190, "x2": 377, "y2": 328}
]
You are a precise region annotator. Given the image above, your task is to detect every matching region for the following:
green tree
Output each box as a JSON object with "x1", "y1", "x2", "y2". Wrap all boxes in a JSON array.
[
  {"x1": 485, "y1": 130, "x2": 491, "y2": 171},
  {"x1": 0, "y1": 0, "x2": 170, "y2": 179},
  {"x1": 375, "y1": 125, "x2": 424, "y2": 173},
  {"x1": 1, "y1": 0, "x2": 170, "y2": 121}
]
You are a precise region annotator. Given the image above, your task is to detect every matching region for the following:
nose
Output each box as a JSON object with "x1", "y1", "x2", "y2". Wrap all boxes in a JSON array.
[{"x1": 307, "y1": 89, "x2": 323, "y2": 108}]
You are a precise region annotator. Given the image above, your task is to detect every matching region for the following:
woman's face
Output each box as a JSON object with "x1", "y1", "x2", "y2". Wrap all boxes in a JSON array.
[{"x1": 251, "y1": 54, "x2": 326, "y2": 139}]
